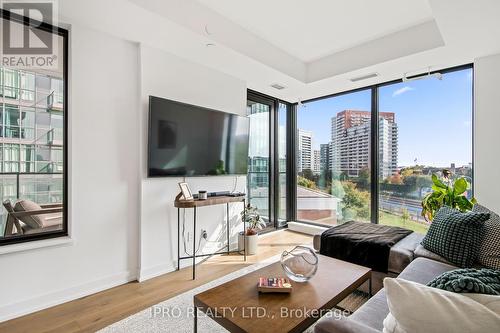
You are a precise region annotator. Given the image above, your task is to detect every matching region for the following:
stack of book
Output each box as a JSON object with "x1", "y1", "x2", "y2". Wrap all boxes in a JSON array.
[{"x1": 257, "y1": 277, "x2": 292, "y2": 293}]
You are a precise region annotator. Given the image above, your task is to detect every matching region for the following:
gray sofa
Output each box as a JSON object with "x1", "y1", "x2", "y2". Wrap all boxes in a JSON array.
[
  {"x1": 314, "y1": 257, "x2": 458, "y2": 333},
  {"x1": 313, "y1": 232, "x2": 424, "y2": 293}
]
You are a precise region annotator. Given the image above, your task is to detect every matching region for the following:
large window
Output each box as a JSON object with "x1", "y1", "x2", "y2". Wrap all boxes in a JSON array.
[
  {"x1": 247, "y1": 99, "x2": 271, "y2": 223},
  {"x1": 378, "y1": 68, "x2": 473, "y2": 233},
  {"x1": 247, "y1": 92, "x2": 290, "y2": 230},
  {"x1": 0, "y1": 10, "x2": 68, "y2": 245},
  {"x1": 295, "y1": 66, "x2": 473, "y2": 231},
  {"x1": 296, "y1": 90, "x2": 372, "y2": 226}
]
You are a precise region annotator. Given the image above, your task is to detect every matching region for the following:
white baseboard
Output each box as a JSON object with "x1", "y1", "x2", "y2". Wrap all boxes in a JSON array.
[
  {"x1": 0, "y1": 269, "x2": 137, "y2": 323},
  {"x1": 138, "y1": 230, "x2": 293, "y2": 282},
  {"x1": 138, "y1": 262, "x2": 176, "y2": 282},
  {"x1": 287, "y1": 221, "x2": 328, "y2": 235}
]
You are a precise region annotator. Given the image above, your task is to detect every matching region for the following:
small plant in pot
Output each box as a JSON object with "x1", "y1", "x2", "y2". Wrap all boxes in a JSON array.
[
  {"x1": 421, "y1": 170, "x2": 476, "y2": 222},
  {"x1": 238, "y1": 203, "x2": 267, "y2": 255}
]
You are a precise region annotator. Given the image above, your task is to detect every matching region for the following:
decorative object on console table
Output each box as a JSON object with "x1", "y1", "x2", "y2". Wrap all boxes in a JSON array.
[
  {"x1": 281, "y1": 246, "x2": 318, "y2": 282},
  {"x1": 238, "y1": 203, "x2": 266, "y2": 255},
  {"x1": 421, "y1": 171, "x2": 476, "y2": 221},
  {"x1": 178, "y1": 182, "x2": 193, "y2": 200},
  {"x1": 198, "y1": 190, "x2": 207, "y2": 200}
]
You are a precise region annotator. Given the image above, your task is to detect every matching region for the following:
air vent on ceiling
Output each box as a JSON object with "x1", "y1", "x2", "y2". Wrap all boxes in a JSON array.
[
  {"x1": 270, "y1": 83, "x2": 286, "y2": 90},
  {"x1": 350, "y1": 73, "x2": 379, "y2": 82}
]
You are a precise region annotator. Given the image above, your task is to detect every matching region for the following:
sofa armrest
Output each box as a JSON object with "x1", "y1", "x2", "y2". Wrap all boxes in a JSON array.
[{"x1": 314, "y1": 317, "x2": 382, "y2": 333}]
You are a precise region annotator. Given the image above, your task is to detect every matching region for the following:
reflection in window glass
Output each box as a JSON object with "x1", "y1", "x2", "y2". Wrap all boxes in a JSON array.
[
  {"x1": 278, "y1": 103, "x2": 287, "y2": 223},
  {"x1": 247, "y1": 100, "x2": 270, "y2": 224}
]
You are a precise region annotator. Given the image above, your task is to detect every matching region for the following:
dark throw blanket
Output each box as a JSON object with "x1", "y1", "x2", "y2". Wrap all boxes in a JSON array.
[
  {"x1": 320, "y1": 221, "x2": 412, "y2": 272},
  {"x1": 428, "y1": 268, "x2": 500, "y2": 295}
]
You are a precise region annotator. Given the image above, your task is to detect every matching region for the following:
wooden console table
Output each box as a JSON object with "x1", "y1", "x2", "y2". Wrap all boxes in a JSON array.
[{"x1": 174, "y1": 195, "x2": 247, "y2": 280}]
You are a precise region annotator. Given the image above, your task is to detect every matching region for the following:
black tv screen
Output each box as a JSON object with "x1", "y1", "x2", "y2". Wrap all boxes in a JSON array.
[{"x1": 148, "y1": 96, "x2": 250, "y2": 177}]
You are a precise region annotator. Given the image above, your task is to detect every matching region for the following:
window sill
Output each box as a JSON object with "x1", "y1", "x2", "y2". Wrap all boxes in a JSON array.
[{"x1": 0, "y1": 236, "x2": 74, "y2": 255}]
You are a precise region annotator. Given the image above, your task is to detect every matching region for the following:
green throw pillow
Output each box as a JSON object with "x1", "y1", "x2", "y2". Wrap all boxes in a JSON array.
[{"x1": 421, "y1": 206, "x2": 489, "y2": 268}]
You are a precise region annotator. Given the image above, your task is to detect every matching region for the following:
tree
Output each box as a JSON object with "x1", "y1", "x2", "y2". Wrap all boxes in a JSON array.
[
  {"x1": 300, "y1": 169, "x2": 315, "y2": 181},
  {"x1": 356, "y1": 167, "x2": 370, "y2": 190},
  {"x1": 401, "y1": 208, "x2": 410, "y2": 226},
  {"x1": 341, "y1": 181, "x2": 370, "y2": 220},
  {"x1": 389, "y1": 173, "x2": 403, "y2": 185},
  {"x1": 297, "y1": 176, "x2": 316, "y2": 189}
]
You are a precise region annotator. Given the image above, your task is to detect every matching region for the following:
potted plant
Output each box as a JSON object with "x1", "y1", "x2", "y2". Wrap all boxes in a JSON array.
[
  {"x1": 238, "y1": 203, "x2": 266, "y2": 255},
  {"x1": 421, "y1": 170, "x2": 476, "y2": 221}
]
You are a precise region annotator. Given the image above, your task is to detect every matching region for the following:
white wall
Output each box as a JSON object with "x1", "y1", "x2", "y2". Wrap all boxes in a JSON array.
[
  {"x1": 0, "y1": 25, "x2": 141, "y2": 321},
  {"x1": 474, "y1": 53, "x2": 500, "y2": 214},
  {"x1": 138, "y1": 45, "x2": 247, "y2": 281},
  {"x1": 0, "y1": 19, "x2": 250, "y2": 322}
]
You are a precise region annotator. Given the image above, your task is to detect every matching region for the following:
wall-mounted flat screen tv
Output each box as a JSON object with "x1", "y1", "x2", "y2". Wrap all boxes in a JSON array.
[{"x1": 148, "y1": 96, "x2": 250, "y2": 177}]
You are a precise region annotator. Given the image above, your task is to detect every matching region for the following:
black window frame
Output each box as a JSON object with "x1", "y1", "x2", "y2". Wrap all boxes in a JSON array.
[
  {"x1": 290, "y1": 63, "x2": 474, "y2": 226},
  {"x1": 0, "y1": 9, "x2": 69, "y2": 246},
  {"x1": 247, "y1": 90, "x2": 292, "y2": 230}
]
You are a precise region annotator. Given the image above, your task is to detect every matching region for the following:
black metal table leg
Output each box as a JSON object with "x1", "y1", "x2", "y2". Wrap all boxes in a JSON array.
[
  {"x1": 369, "y1": 276, "x2": 372, "y2": 297},
  {"x1": 193, "y1": 207, "x2": 197, "y2": 280},
  {"x1": 177, "y1": 208, "x2": 180, "y2": 271},
  {"x1": 243, "y1": 199, "x2": 246, "y2": 261},
  {"x1": 227, "y1": 203, "x2": 230, "y2": 254},
  {"x1": 194, "y1": 306, "x2": 198, "y2": 333}
]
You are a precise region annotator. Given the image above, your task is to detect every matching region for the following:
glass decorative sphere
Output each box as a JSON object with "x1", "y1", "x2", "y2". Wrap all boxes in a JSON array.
[{"x1": 280, "y1": 246, "x2": 318, "y2": 282}]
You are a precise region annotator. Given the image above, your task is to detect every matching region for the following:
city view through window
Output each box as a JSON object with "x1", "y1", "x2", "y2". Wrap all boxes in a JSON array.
[
  {"x1": 247, "y1": 98, "x2": 288, "y2": 228},
  {"x1": 296, "y1": 68, "x2": 473, "y2": 233},
  {"x1": 0, "y1": 62, "x2": 66, "y2": 239}
]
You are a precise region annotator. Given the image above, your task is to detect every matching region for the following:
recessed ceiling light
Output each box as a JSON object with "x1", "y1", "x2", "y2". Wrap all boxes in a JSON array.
[
  {"x1": 271, "y1": 83, "x2": 286, "y2": 90},
  {"x1": 350, "y1": 73, "x2": 379, "y2": 82},
  {"x1": 206, "y1": 43, "x2": 216, "y2": 47}
]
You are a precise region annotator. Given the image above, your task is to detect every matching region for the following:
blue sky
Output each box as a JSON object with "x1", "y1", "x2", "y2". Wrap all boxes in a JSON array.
[{"x1": 297, "y1": 68, "x2": 473, "y2": 167}]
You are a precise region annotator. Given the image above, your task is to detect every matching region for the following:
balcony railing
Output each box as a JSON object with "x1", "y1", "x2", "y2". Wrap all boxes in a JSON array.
[{"x1": 0, "y1": 172, "x2": 63, "y2": 235}]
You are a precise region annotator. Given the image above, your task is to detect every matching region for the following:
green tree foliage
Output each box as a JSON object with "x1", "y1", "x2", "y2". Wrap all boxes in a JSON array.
[
  {"x1": 297, "y1": 176, "x2": 316, "y2": 189},
  {"x1": 341, "y1": 181, "x2": 370, "y2": 220},
  {"x1": 356, "y1": 167, "x2": 370, "y2": 190}
]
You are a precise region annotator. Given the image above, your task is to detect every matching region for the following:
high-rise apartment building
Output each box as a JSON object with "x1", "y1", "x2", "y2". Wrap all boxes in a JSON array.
[
  {"x1": 313, "y1": 149, "x2": 320, "y2": 174},
  {"x1": 0, "y1": 68, "x2": 65, "y2": 229},
  {"x1": 330, "y1": 110, "x2": 398, "y2": 178},
  {"x1": 320, "y1": 143, "x2": 331, "y2": 172},
  {"x1": 297, "y1": 129, "x2": 313, "y2": 173}
]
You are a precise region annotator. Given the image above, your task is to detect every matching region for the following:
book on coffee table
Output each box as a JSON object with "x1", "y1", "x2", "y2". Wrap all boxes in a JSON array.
[{"x1": 257, "y1": 277, "x2": 292, "y2": 293}]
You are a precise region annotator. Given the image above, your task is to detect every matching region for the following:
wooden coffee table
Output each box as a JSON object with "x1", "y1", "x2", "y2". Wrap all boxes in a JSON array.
[{"x1": 193, "y1": 254, "x2": 371, "y2": 333}]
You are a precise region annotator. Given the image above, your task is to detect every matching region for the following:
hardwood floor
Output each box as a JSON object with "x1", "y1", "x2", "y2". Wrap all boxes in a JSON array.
[{"x1": 0, "y1": 230, "x2": 312, "y2": 333}]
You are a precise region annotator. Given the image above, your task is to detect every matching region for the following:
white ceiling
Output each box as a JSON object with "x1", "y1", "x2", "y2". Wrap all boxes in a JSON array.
[
  {"x1": 60, "y1": 0, "x2": 500, "y2": 102},
  {"x1": 198, "y1": 0, "x2": 434, "y2": 63}
]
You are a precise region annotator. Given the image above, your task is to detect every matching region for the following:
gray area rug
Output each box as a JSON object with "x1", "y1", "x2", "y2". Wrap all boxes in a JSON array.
[{"x1": 100, "y1": 256, "x2": 368, "y2": 333}]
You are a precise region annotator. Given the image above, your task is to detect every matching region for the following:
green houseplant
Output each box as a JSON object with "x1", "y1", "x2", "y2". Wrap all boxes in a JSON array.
[
  {"x1": 238, "y1": 203, "x2": 266, "y2": 255},
  {"x1": 421, "y1": 171, "x2": 476, "y2": 221}
]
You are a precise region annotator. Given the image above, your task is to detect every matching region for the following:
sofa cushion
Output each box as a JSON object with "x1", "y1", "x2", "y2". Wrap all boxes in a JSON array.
[
  {"x1": 383, "y1": 278, "x2": 500, "y2": 333},
  {"x1": 313, "y1": 257, "x2": 457, "y2": 333},
  {"x1": 387, "y1": 232, "x2": 422, "y2": 274},
  {"x1": 314, "y1": 314, "x2": 380, "y2": 333},
  {"x1": 473, "y1": 204, "x2": 500, "y2": 269},
  {"x1": 397, "y1": 257, "x2": 457, "y2": 284},
  {"x1": 421, "y1": 206, "x2": 489, "y2": 267},
  {"x1": 347, "y1": 289, "x2": 388, "y2": 332},
  {"x1": 13, "y1": 199, "x2": 44, "y2": 229},
  {"x1": 414, "y1": 244, "x2": 452, "y2": 265}
]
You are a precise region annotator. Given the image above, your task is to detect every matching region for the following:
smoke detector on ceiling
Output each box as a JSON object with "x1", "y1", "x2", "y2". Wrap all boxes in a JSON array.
[
  {"x1": 270, "y1": 83, "x2": 286, "y2": 90},
  {"x1": 350, "y1": 72, "x2": 379, "y2": 82}
]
